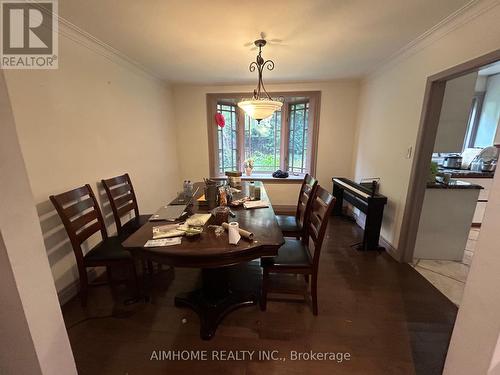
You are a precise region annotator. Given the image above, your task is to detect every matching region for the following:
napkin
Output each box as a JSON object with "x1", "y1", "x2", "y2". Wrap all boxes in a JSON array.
[
  {"x1": 227, "y1": 222, "x2": 241, "y2": 245},
  {"x1": 222, "y1": 222, "x2": 254, "y2": 240}
]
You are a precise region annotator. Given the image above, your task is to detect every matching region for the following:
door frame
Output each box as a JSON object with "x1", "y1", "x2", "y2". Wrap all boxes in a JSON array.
[{"x1": 399, "y1": 48, "x2": 500, "y2": 262}]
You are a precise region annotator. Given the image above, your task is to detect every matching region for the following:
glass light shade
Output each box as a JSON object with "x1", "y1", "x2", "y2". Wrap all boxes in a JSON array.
[{"x1": 237, "y1": 99, "x2": 283, "y2": 121}]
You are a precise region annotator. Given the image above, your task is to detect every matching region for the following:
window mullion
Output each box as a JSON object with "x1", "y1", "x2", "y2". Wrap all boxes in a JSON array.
[
  {"x1": 280, "y1": 104, "x2": 289, "y2": 171},
  {"x1": 236, "y1": 107, "x2": 245, "y2": 171}
]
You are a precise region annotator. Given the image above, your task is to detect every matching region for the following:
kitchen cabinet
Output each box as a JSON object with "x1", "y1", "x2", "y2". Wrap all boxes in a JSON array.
[
  {"x1": 414, "y1": 180, "x2": 481, "y2": 261},
  {"x1": 459, "y1": 177, "x2": 493, "y2": 225}
]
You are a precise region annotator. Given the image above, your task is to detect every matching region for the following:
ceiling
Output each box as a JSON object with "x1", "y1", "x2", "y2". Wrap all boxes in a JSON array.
[{"x1": 58, "y1": 0, "x2": 472, "y2": 84}]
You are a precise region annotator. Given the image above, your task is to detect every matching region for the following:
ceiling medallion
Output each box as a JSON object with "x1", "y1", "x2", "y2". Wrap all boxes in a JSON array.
[{"x1": 238, "y1": 38, "x2": 283, "y2": 123}]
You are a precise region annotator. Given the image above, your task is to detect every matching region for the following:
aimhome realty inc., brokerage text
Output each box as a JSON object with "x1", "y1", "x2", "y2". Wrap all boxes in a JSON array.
[{"x1": 150, "y1": 350, "x2": 352, "y2": 363}]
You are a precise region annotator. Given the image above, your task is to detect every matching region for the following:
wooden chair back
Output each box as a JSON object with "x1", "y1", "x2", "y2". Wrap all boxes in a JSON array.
[
  {"x1": 50, "y1": 184, "x2": 108, "y2": 266},
  {"x1": 296, "y1": 174, "x2": 318, "y2": 232},
  {"x1": 101, "y1": 173, "x2": 140, "y2": 236},
  {"x1": 306, "y1": 186, "x2": 336, "y2": 270}
]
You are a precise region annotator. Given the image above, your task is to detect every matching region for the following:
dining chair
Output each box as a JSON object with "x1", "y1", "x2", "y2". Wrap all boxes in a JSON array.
[
  {"x1": 50, "y1": 184, "x2": 138, "y2": 307},
  {"x1": 261, "y1": 186, "x2": 335, "y2": 315},
  {"x1": 101, "y1": 173, "x2": 151, "y2": 240},
  {"x1": 275, "y1": 174, "x2": 318, "y2": 239}
]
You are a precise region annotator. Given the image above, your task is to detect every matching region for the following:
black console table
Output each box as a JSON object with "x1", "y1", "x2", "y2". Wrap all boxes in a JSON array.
[{"x1": 332, "y1": 177, "x2": 387, "y2": 251}]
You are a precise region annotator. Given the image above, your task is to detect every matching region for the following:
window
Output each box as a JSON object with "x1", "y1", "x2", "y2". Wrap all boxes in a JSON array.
[
  {"x1": 463, "y1": 92, "x2": 486, "y2": 149},
  {"x1": 288, "y1": 101, "x2": 309, "y2": 174},
  {"x1": 207, "y1": 92, "x2": 320, "y2": 177},
  {"x1": 244, "y1": 112, "x2": 281, "y2": 173},
  {"x1": 216, "y1": 102, "x2": 238, "y2": 174}
]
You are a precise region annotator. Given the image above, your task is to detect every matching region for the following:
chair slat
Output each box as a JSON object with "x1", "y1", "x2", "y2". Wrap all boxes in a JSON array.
[
  {"x1": 114, "y1": 192, "x2": 133, "y2": 208},
  {"x1": 299, "y1": 191, "x2": 309, "y2": 204},
  {"x1": 76, "y1": 221, "x2": 102, "y2": 243},
  {"x1": 102, "y1": 174, "x2": 127, "y2": 187},
  {"x1": 64, "y1": 197, "x2": 94, "y2": 219},
  {"x1": 55, "y1": 186, "x2": 88, "y2": 205},
  {"x1": 117, "y1": 201, "x2": 135, "y2": 217},
  {"x1": 71, "y1": 210, "x2": 98, "y2": 232},
  {"x1": 110, "y1": 184, "x2": 131, "y2": 198}
]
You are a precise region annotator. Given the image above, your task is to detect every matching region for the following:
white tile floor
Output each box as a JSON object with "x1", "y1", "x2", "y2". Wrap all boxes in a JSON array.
[{"x1": 412, "y1": 227, "x2": 480, "y2": 306}]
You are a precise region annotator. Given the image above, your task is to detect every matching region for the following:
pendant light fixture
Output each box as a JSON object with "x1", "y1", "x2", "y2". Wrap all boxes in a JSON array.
[{"x1": 238, "y1": 38, "x2": 283, "y2": 123}]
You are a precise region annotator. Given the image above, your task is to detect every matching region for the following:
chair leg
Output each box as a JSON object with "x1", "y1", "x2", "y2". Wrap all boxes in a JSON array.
[
  {"x1": 147, "y1": 260, "x2": 154, "y2": 274},
  {"x1": 260, "y1": 267, "x2": 269, "y2": 311},
  {"x1": 79, "y1": 268, "x2": 89, "y2": 308},
  {"x1": 130, "y1": 261, "x2": 140, "y2": 296},
  {"x1": 106, "y1": 266, "x2": 113, "y2": 285},
  {"x1": 311, "y1": 273, "x2": 318, "y2": 316}
]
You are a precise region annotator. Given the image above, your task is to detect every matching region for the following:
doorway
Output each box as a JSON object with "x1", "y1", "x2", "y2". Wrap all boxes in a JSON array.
[{"x1": 398, "y1": 49, "x2": 500, "y2": 305}]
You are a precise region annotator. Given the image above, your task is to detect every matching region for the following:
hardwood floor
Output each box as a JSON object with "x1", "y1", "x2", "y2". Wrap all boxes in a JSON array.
[{"x1": 62, "y1": 217, "x2": 457, "y2": 374}]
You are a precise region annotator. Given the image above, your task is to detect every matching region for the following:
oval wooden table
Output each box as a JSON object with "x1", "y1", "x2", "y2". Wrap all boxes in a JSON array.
[{"x1": 122, "y1": 181, "x2": 284, "y2": 340}]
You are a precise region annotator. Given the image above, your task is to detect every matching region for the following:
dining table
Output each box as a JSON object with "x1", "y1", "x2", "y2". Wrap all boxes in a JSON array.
[{"x1": 121, "y1": 181, "x2": 284, "y2": 340}]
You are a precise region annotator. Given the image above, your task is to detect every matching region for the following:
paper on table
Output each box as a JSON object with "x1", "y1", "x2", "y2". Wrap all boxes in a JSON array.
[
  {"x1": 243, "y1": 200, "x2": 269, "y2": 209},
  {"x1": 185, "y1": 213, "x2": 212, "y2": 226},
  {"x1": 152, "y1": 224, "x2": 185, "y2": 239},
  {"x1": 144, "y1": 238, "x2": 181, "y2": 247}
]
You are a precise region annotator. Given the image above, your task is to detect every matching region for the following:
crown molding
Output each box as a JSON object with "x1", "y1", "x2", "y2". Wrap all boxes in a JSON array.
[
  {"x1": 26, "y1": 1, "x2": 166, "y2": 85},
  {"x1": 367, "y1": 0, "x2": 500, "y2": 79}
]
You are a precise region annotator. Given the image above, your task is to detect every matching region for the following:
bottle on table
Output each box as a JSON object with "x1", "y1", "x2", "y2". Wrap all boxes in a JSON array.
[{"x1": 249, "y1": 181, "x2": 255, "y2": 200}]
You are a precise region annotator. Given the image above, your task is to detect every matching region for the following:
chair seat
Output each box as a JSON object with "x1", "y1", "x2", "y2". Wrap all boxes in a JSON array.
[
  {"x1": 264, "y1": 239, "x2": 312, "y2": 268},
  {"x1": 84, "y1": 237, "x2": 132, "y2": 263},
  {"x1": 275, "y1": 214, "x2": 301, "y2": 235},
  {"x1": 119, "y1": 214, "x2": 151, "y2": 240}
]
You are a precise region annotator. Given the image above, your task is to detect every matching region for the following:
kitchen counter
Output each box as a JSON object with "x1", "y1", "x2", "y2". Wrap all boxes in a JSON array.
[
  {"x1": 427, "y1": 179, "x2": 483, "y2": 189},
  {"x1": 438, "y1": 167, "x2": 495, "y2": 178}
]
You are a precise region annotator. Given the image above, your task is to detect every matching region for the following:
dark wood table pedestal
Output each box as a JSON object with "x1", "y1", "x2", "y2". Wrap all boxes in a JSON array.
[{"x1": 174, "y1": 267, "x2": 256, "y2": 340}]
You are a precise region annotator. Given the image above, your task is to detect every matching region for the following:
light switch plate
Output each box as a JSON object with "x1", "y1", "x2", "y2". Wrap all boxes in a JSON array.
[{"x1": 406, "y1": 146, "x2": 413, "y2": 159}]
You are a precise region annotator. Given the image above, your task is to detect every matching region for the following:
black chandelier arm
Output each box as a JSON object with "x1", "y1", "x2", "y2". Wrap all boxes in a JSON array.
[
  {"x1": 247, "y1": 41, "x2": 278, "y2": 101},
  {"x1": 263, "y1": 59, "x2": 275, "y2": 71},
  {"x1": 259, "y1": 79, "x2": 273, "y2": 100},
  {"x1": 249, "y1": 61, "x2": 258, "y2": 72}
]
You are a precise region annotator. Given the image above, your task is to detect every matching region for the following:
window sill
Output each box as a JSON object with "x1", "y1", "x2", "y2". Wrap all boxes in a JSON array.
[{"x1": 211, "y1": 174, "x2": 304, "y2": 184}]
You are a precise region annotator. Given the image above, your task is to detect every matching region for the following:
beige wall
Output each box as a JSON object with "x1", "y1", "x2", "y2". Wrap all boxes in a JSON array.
[
  {"x1": 4, "y1": 34, "x2": 180, "y2": 297},
  {"x1": 351, "y1": 1, "x2": 500, "y2": 373},
  {"x1": 0, "y1": 71, "x2": 77, "y2": 374},
  {"x1": 352, "y1": 1, "x2": 500, "y2": 249},
  {"x1": 172, "y1": 81, "x2": 360, "y2": 206}
]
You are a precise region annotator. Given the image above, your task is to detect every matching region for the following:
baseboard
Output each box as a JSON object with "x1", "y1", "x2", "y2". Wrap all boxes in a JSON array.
[
  {"x1": 273, "y1": 205, "x2": 296, "y2": 215},
  {"x1": 379, "y1": 236, "x2": 400, "y2": 262},
  {"x1": 57, "y1": 268, "x2": 100, "y2": 306},
  {"x1": 352, "y1": 211, "x2": 401, "y2": 262}
]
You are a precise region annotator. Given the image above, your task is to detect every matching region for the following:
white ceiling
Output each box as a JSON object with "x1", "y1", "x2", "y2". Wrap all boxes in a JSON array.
[{"x1": 58, "y1": 0, "x2": 472, "y2": 84}]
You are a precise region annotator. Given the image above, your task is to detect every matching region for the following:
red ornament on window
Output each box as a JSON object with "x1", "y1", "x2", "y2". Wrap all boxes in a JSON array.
[{"x1": 215, "y1": 112, "x2": 225, "y2": 128}]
